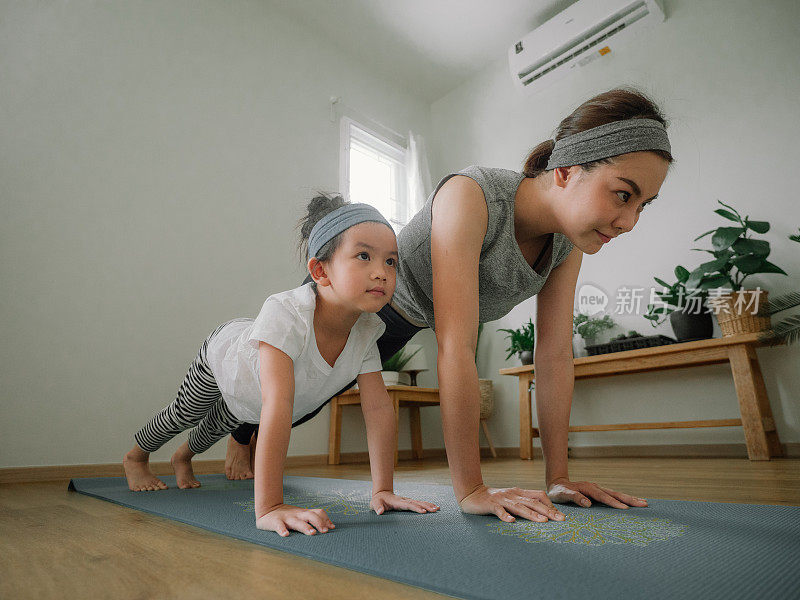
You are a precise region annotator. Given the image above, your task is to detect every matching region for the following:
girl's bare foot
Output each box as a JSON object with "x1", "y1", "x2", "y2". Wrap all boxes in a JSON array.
[
  {"x1": 225, "y1": 435, "x2": 254, "y2": 480},
  {"x1": 171, "y1": 442, "x2": 201, "y2": 489},
  {"x1": 123, "y1": 446, "x2": 167, "y2": 491}
]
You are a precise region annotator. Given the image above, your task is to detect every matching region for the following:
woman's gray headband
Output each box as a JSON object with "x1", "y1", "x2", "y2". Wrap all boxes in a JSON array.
[
  {"x1": 308, "y1": 203, "x2": 392, "y2": 259},
  {"x1": 545, "y1": 118, "x2": 671, "y2": 170}
]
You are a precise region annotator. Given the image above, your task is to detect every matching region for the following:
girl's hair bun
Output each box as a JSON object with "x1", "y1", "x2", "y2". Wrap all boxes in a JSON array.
[{"x1": 297, "y1": 192, "x2": 348, "y2": 262}]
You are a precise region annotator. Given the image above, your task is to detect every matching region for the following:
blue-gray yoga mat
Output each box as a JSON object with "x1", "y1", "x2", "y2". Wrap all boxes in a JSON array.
[{"x1": 69, "y1": 474, "x2": 800, "y2": 600}]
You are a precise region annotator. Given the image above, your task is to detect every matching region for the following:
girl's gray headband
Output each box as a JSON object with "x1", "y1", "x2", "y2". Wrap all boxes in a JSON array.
[
  {"x1": 308, "y1": 203, "x2": 392, "y2": 259},
  {"x1": 545, "y1": 118, "x2": 671, "y2": 170}
]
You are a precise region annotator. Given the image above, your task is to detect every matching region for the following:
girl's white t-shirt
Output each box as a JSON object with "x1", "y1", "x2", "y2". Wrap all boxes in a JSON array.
[{"x1": 205, "y1": 283, "x2": 385, "y2": 424}]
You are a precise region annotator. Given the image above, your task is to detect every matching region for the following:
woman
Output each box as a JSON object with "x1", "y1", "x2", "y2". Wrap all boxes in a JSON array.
[{"x1": 228, "y1": 87, "x2": 672, "y2": 523}]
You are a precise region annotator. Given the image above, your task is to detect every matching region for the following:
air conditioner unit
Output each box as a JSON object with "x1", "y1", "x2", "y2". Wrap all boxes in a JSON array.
[{"x1": 509, "y1": 0, "x2": 665, "y2": 93}]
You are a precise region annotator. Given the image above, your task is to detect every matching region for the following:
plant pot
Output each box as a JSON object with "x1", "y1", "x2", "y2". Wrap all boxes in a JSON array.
[
  {"x1": 572, "y1": 333, "x2": 590, "y2": 357},
  {"x1": 381, "y1": 371, "x2": 411, "y2": 386},
  {"x1": 709, "y1": 289, "x2": 771, "y2": 337},
  {"x1": 478, "y1": 379, "x2": 494, "y2": 420},
  {"x1": 572, "y1": 333, "x2": 580, "y2": 357},
  {"x1": 669, "y1": 309, "x2": 714, "y2": 342},
  {"x1": 518, "y1": 350, "x2": 533, "y2": 365}
]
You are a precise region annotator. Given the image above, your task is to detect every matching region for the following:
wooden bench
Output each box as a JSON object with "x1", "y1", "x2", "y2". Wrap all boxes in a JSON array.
[
  {"x1": 327, "y1": 385, "x2": 440, "y2": 465},
  {"x1": 499, "y1": 333, "x2": 784, "y2": 461}
]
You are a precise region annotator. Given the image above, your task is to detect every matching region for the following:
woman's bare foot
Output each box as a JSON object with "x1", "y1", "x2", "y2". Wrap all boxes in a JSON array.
[
  {"x1": 225, "y1": 435, "x2": 254, "y2": 480},
  {"x1": 171, "y1": 442, "x2": 201, "y2": 489},
  {"x1": 123, "y1": 445, "x2": 167, "y2": 491}
]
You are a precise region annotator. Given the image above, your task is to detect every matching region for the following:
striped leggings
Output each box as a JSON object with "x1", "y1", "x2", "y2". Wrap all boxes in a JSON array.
[{"x1": 134, "y1": 321, "x2": 244, "y2": 455}]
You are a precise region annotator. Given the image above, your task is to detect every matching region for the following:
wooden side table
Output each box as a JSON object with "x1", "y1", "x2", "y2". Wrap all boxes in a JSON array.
[
  {"x1": 499, "y1": 333, "x2": 784, "y2": 461},
  {"x1": 328, "y1": 385, "x2": 440, "y2": 465}
]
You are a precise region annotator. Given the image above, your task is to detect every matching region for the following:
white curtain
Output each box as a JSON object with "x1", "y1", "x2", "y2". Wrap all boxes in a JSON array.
[{"x1": 405, "y1": 130, "x2": 432, "y2": 217}]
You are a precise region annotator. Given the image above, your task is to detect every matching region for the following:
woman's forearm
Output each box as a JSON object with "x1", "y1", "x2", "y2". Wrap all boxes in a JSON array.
[
  {"x1": 362, "y1": 401, "x2": 397, "y2": 495},
  {"x1": 253, "y1": 399, "x2": 292, "y2": 518},
  {"x1": 437, "y1": 347, "x2": 483, "y2": 502},
  {"x1": 532, "y1": 356, "x2": 574, "y2": 487}
]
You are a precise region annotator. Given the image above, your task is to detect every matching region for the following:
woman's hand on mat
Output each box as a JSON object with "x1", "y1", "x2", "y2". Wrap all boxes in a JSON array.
[
  {"x1": 546, "y1": 478, "x2": 648, "y2": 509},
  {"x1": 458, "y1": 485, "x2": 565, "y2": 522},
  {"x1": 256, "y1": 504, "x2": 336, "y2": 537},
  {"x1": 370, "y1": 491, "x2": 441, "y2": 515}
]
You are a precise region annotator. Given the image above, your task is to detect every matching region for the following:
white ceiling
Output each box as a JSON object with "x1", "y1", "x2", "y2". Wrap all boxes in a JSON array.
[{"x1": 268, "y1": 0, "x2": 578, "y2": 102}]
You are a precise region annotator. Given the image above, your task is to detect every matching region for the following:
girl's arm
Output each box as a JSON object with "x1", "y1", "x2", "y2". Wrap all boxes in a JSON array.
[
  {"x1": 430, "y1": 176, "x2": 563, "y2": 523},
  {"x1": 254, "y1": 342, "x2": 335, "y2": 535},
  {"x1": 253, "y1": 342, "x2": 294, "y2": 517},
  {"x1": 535, "y1": 248, "x2": 648, "y2": 510},
  {"x1": 357, "y1": 370, "x2": 440, "y2": 515},
  {"x1": 356, "y1": 370, "x2": 396, "y2": 495}
]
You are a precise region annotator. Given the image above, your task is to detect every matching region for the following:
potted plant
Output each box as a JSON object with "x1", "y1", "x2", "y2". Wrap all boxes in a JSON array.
[
  {"x1": 498, "y1": 318, "x2": 535, "y2": 365},
  {"x1": 644, "y1": 265, "x2": 713, "y2": 341},
  {"x1": 760, "y1": 231, "x2": 800, "y2": 346},
  {"x1": 573, "y1": 312, "x2": 615, "y2": 355},
  {"x1": 686, "y1": 200, "x2": 787, "y2": 336},
  {"x1": 760, "y1": 291, "x2": 800, "y2": 346},
  {"x1": 381, "y1": 346, "x2": 421, "y2": 386},
  {"x1": 610, "y1": 330, "x2": 644, "y2": 342}
]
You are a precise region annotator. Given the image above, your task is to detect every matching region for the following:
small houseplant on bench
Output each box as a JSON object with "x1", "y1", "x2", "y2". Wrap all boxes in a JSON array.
[
  {"x1": 381, "y1": 346, "x2": 421, "y2": 386},
  {"x1": 686, "y1": 200, "x2": 787, "y2": 336},
  {"x1": 760, "y1": 228, "x2": 800, "y2": 346},
  {"x1": 573, "y1": 312, "x2": 615, "y2": 356},
  {"x1": 498, "y1": 318, "x2": 535, "y2": 365},
  {"x1": 644, "y1": 265, "x2": 713, "y2": 341}
]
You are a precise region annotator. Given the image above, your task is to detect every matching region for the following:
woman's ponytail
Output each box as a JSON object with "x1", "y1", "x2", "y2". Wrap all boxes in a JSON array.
[{"x1": 522, "y1": 139, "x2": 556, "y2": 178}]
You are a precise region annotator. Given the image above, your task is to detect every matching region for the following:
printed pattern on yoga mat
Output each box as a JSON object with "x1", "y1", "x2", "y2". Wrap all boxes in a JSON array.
[{"x1": 69, "y1": 475, "x2": 800, "y2": 600}]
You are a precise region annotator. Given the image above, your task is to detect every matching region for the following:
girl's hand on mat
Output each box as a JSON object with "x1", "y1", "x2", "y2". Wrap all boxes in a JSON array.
[
  {"x1": 459, "y1": 485, "x2": 565, "y2": 522},
  {"x1": 370, "y1": 491, "x2": 441, "y2": 515},
  {"x1": 256, "y1": 504, "x2": 336, "y2": 537},
  {"x1": 546, "y1": 478, "x2": 648, "y2": 509}
]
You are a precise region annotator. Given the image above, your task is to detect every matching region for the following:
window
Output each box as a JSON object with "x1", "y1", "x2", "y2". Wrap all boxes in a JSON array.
[{"x1": 340, "y1": 118, "x2": 409, "y2": 231}]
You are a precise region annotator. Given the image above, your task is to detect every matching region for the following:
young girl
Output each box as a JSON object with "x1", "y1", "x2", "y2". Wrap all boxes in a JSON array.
[{"x1": 123, "y1": 195, "x2": 440, "y2": 536}]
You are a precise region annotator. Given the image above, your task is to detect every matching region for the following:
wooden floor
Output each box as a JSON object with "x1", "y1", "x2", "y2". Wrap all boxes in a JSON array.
[{"x1": 3, "y1": 457, "x2": 800, "y2": 599}]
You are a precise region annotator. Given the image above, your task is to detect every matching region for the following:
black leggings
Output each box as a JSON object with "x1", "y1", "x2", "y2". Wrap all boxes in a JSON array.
[
  {"x1": 230, "y1": 297, "x2": 426, "y2": 445},
  {"x1": 136, "y1": 320, "x2": 244, "y2": 454}
]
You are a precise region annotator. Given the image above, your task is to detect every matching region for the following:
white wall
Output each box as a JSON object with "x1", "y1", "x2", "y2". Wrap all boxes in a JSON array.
[
  {"x1": 0, "y1": 0, "x2": 436, "y2": 468},
  {"x1": 430, "y1": 0, "x2": 800, "y2": 450},
  {"x1": 3, "y1": 0, "x2": 798, "y2": 470}
]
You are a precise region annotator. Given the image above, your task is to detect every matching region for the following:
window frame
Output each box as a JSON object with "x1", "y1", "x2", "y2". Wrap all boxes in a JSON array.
[{"x1": 339, "y1": 117, "x2": 409, "y2": 229}]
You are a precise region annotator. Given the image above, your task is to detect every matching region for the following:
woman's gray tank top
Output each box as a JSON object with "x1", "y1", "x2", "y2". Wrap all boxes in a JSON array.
[{"x1": 392, "y1": 165, "x2": 575, "y2": 330}]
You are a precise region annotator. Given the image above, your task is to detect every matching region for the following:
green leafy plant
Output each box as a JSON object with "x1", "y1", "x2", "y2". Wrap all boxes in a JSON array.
[
  {"x1": 611, "y1": 330, "x2": 643, "y2": 342},
  {"x1": 382, "y1": 346, "x2": 422, "y2": 372},
  {"x1": 498, "y1": 319, "x2": 535, "y2": 360},
  {"x1": 644, "y1": 265, "x2": 708, "y2": 327},
  {"x1": 573, "y1": 313, "x2": 615, "y2": 341},
  {"x1": 760, "y1": 231, "x2": 800, "y2": 345},
  {"x1": 760, "y1": 291, "x2": 800, "y2": 346},
  {"x1": 686, "y1": 200, "x2": 787, "y2": 292}
]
